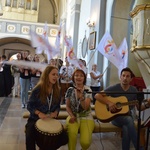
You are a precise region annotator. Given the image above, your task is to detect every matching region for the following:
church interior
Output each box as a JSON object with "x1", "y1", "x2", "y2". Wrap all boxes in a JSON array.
[{"x1": 0, "y1": 0, "x2": 150, "y2": 149}]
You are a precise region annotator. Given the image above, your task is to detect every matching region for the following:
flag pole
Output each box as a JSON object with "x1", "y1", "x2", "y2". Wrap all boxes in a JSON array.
[{"x1": 102, "y1": 62, "x2": 110, "y2": 75}]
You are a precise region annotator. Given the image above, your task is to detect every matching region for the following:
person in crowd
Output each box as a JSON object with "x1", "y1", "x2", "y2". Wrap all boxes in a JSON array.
[
  {"x1": 11, "y1": 53, "x2": 21, "y2": 97},
  {"x1": 25, "y1": 65, "x2": 62, "y2": 150},
  {"x1": 30, "y1": 54, "x2": 41, "y2": 89},
  {"x1": 1, "y1": 54, "x2": 13, "y2": 97},
  {"x1": 56, "y1": 58, "x2": 63, "y2": 70},
  {"x1": 27, "y1": 54, "x2": 34, "y2": 62},
  {"x1": 49, "y1": 58, "x2": 56, "y2": 66},
  {"x1": 90, "y1": 64, "x2": 103, "y2": 104},
  {"x1": 59, "y1": 57, "x2": 74, "y2": 104},
  {"x1": 65, "y1": 69, "x2": 95, "y2": 150},
  {"x1": 95, "y1": 67, "x2": 150, "y2": 150},
  {"x1": 19, "y1": 51, "x2": 31, "y2": 108},
  {"x1": 78, "y1": 59, "x2": 88, "y2": 76}
]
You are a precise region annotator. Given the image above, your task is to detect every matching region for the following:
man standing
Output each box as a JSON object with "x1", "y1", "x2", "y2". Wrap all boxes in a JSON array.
[{"x1": 59, "y1": 57, "x2": 74, "y2": 104}]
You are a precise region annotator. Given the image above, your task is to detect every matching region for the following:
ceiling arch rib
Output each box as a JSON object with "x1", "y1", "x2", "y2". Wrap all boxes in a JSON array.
[
  {"x1": 49, "y1": 0, "x2": 59, "y2": 24},
  {"x1": 0, "y1": 37, "x2": 31, "y2": 47}
]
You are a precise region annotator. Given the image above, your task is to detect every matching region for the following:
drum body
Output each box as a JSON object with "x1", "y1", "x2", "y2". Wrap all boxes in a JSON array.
[{"x1": 35, "y1": 118, "x2": 68, "y2": 150}]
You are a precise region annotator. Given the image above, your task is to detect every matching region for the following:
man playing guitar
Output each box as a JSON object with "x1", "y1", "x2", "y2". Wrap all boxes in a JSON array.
[{"x1": 95, "y1": 67, "x2": 150, "y2": 150}]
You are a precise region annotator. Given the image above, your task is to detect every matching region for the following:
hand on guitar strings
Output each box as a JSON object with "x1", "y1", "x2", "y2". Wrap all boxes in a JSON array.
[{"x1": 107, "y1": 101, "x2": 118, "y2": 113}]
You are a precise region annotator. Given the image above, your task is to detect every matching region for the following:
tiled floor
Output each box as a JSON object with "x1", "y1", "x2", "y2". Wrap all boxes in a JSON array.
[{"x1": 0, "y1": 96, "x2": 149, "y2": 150}]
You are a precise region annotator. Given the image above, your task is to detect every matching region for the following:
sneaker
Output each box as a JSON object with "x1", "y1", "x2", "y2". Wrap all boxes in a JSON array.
[{"x1": 22, "y1": 104, "x2": 25, "y2": 109}]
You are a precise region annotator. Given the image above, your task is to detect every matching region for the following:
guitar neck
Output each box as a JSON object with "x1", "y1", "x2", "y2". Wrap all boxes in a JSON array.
[
  {"x1": 121, "y1": 100, "x2": 137, "y2": 106},
  {"x1": 121, "y1": 99, "x2": 147, "y2": 107}
]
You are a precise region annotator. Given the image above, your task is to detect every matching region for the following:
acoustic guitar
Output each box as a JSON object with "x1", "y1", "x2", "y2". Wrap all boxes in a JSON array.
[{"x1": 95, "y1": 96, "x2": 141, "y2": 123}]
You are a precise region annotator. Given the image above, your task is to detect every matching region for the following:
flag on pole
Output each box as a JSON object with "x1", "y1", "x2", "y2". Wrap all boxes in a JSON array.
[
  {"x1": 97, "y1": 31, "x2": 120, "y2": 69},
  {"x1": 30, "y1": 30, "x2": 47, "y2": 53},
  {"x1": 55, "y1": 23, "x2": 62, "y2": 51},
  {"x1": 64, "y1": 36, "x2": 86, "y2": 72},
  {"x1": 30, "y1": 30, "x2": 54, "y2": 62},
  {"x1": 54, "y1": 23, "x2": 62, "y2": 56},
  {"x1": 117, "y1": 37, "x2": 128, "y2": 74},
  {"x1": 30, "y1": 23, "x2": 60, "y2": 63},
  {"x1": 64, "y1": 36, "x2": 80, "y2": 67},
  {"x1": 42, "y1": 22, "x2": 49, "y2": 41}
]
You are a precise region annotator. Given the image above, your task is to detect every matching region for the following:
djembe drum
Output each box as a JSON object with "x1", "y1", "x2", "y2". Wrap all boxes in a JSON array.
[{"x1": 35, "y1": 118, "x2": 68, "y2": 150}]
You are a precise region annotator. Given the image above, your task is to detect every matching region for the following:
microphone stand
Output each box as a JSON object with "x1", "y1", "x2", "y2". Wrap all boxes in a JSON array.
[{"x1": 136, "y1": 92, "x2": 144, "y2": 150}]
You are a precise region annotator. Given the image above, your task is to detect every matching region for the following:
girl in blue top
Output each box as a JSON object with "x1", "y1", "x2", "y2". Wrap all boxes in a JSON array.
[{"x1": 25, "y1": 66, "x2": 61, "y2": 150}]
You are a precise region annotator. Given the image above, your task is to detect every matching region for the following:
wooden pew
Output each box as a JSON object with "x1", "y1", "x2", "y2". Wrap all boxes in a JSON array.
[
  {"x1": 23, "y1": 110, "x2": 96, "y2": 119},
  {"x1": 22, "y1": 110, "x2": 146, "y2": 147}
]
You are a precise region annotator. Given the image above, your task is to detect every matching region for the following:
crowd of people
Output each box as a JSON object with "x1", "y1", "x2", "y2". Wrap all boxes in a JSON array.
[
  {"x1": 0, "y1": 52, "x2": 102, "y2": 107},
  {"x1": 1, "y1": 52, "x2": 150, "y2": 150}
]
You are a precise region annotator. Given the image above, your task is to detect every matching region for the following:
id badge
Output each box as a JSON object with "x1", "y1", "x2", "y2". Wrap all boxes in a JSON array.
[
  {"x1": 25, "y1": 70, "x2": 28, "y2": 76},
  {"x1": 36, "y1": 71, "x2": 40, "y2": 76}
]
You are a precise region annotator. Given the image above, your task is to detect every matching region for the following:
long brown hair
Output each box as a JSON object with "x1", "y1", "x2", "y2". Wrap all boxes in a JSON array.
[{"x1": 34, "y1": 65, "x2": 60, "y2": 104}]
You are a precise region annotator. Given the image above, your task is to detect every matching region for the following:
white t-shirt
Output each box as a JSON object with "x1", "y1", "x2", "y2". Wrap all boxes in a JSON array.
[
  {"x1": 59, "y1": 65, "x2": 74, "y2": 83},
  {"x1": 90, "y1": 70, "x2": 101, "y2": 87}
]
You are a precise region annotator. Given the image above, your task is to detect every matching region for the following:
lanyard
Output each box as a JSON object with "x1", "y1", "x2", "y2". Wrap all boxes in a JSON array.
[
  {"x1": 75, "y1": 86, "x2": 84, "y2": 113},
  {"x1": 75, "y1": 89, "x2": 80, "y2": 113},
  {"x1": 47, "y1": 90, "x2": 53, "y2": 113}
]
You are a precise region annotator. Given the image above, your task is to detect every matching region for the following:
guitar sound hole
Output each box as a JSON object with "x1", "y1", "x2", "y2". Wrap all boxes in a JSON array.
[{"x1": 116, "y1": 102, "x2": 122, "y2": 108}]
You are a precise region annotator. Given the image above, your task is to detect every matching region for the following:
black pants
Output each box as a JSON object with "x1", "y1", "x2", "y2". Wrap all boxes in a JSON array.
[
  {"x1": 90, "y1": 86, "x2": 100, "y2": 104},
  {"x1": 25, "y1": 118, "x2": 37, "y2": 150}
]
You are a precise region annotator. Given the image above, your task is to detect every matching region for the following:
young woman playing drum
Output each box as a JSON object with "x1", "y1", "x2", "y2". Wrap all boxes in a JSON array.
[
  {"x1": 65, "y1": 69, "x2": 95, "y2": 150},
  {"x1": 25, "y1": 65, "x2": 67, "y2": 150}
]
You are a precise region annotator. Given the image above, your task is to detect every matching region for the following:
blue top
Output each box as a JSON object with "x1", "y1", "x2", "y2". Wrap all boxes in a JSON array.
[{"x1": 27, "y1": 87, "x2": 60, "y2": 121}]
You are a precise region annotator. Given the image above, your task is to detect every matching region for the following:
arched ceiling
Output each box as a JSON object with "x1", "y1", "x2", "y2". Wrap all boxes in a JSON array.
[{"x1": 0, "y1": 37, "x2": 31, "y2": 47}]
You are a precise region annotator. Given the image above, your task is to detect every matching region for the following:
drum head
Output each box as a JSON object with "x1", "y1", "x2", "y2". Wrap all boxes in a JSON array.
[{"x1": 36, "y1": 118, "x2": 62, "y2": 134}]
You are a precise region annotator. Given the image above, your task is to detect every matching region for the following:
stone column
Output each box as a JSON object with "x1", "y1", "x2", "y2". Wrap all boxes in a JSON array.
[
  {"x1": 130, "y1": 0, "x2": 150, "y2": 88},
  {"x1": 67, "y1": 0, "x2": 81, "y2": 55}
]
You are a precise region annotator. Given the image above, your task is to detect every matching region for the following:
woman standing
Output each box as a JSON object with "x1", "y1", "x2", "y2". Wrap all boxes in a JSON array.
[
  {"x1": 11, "y1": 52, "x2": 21, "y2": 97},
  {"x1": 30, "y1": 54, "x2": 41, "y2": 89},
  {"x1": 25, "y1": 66, "x2": 65, "y2": 150},
  {"x1": 19, "y1": 51, "x2": 31, "y2": 108},
  {"x1": 65, "y1": 69, "x2": 95, "y2": 150},
  {"x1": 90, "y1": 64, "x2": 103, "y2": 104}
]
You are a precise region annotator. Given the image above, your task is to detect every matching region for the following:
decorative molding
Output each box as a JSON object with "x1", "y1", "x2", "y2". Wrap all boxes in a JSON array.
[
  {"x1": 130, "y1": 4, "x2": 150, "y2": 18},
  {"x1": 0, "y1": 19, "x2": 59, "y2": 38}
]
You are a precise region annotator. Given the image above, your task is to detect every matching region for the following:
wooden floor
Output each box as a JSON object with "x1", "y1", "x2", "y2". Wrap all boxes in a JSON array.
[{"x1": 0, "y1": 96, "x2": 149, "y2": 150}]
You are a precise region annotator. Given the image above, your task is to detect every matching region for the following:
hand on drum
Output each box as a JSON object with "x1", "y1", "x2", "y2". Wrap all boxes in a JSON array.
[
  {"x1": 38, "y1": 112, "x2": 48, "y2": 119},
  {"x1": 49, "y1": 111, "x2": 58, "y2": 119}
]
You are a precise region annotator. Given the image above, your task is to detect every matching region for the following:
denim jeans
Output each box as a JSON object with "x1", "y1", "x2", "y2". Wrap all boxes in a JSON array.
[
  {"x1": 112, "y1": 115, "x2": 138, "y2": 150},
  {"x1": 20, "y1": 78, "x2": 30, "y2": 105}
]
